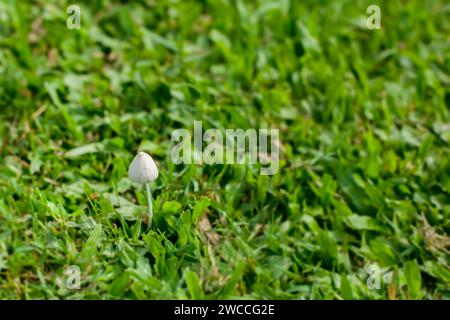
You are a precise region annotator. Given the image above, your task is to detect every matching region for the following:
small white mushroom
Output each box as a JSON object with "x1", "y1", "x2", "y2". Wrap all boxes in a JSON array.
[{"x1": 128, "y1": 152, "x2": 158, "y2": 226}]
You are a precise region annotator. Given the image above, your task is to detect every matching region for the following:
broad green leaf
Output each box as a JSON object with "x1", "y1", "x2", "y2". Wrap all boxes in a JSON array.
[
  {"x1": 404, "y1": 260, "x2": 422, "y2": 299},
  {"x1": 185, "y1": 270, "x2": 204, "y2": 299}
]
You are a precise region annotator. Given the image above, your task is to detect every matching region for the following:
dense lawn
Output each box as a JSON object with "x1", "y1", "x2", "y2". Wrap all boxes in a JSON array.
[{"x1": 0, "y1": 0, "x2": 449, "y2": 299}]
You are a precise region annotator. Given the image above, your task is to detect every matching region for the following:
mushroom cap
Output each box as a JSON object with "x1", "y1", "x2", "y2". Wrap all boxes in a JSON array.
[{"x1": 128, "y1": 152, "x2": 159, "y2": 184}]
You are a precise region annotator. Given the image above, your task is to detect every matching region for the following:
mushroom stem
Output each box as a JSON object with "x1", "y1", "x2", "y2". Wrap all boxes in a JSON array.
[{"x1": 146, "y1": 183, "x2": 153, "y2": 227}]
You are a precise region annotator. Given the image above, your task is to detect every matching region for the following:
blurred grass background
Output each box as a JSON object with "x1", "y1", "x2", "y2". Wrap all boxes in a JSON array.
[{"x1": 0, "y1": 0, "x2": 449, "y2": 299}]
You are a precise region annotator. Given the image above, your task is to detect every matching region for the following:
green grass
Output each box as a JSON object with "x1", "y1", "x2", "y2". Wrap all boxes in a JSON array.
[{"x1": 0, "y1": 0, "x2": 449, "y2": 299}]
